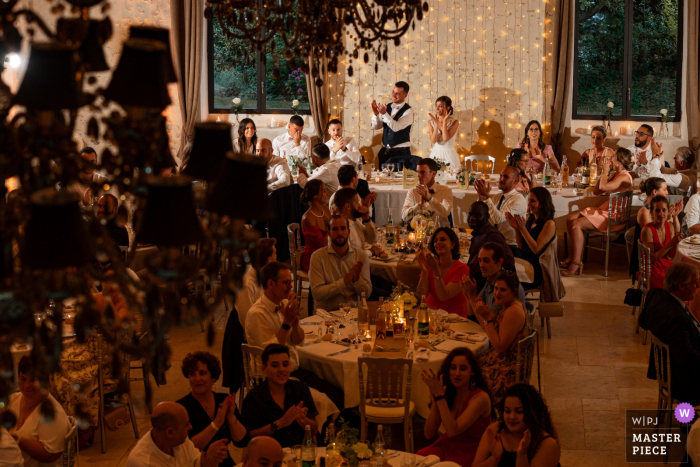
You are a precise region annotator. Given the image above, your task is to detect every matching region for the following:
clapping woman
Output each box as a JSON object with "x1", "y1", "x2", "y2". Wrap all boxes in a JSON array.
[
  {"x1": 640, "y1": 195, "x2": 683, "y2": 289},
  {"x1": 418, "y1": 348, "x2": 492, "y2": 467},
  {"x1": 516, "y1": 121, "x2": 559, "y2": 173},
  {"x1": 177, "y1": 352, "x2": 248, "y2": 467},
  {"x1": 506, "y1": 148, "x2": 534, "y2": 195},
  {"x1": 473, "y1": 384, "x2": 560, "y2": 467}
]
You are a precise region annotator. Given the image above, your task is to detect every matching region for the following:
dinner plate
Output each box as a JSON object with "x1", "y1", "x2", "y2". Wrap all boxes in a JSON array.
[
  {"x1": 373, "y1": 255, "x2": 396, "y2": 262},
  {"x1": 682, "y1": 238, "x2": 700, "y2": 245}
]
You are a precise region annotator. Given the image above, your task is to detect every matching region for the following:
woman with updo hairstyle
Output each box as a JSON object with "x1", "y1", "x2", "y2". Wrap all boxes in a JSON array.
[
  {"x1": 418, "y1": 347, "x2": 493, "y2": 467},
  {"x1": 300, "y1": 179, "x2": 331, "y2": 272},
  {"x1": 507, "y1": 148, "x2": 535, "y2": 195},
  {"x1": 640, "y1": 195, "x2": 683, "y2": 288},
  {"x1": 427, "y1": 96, "x2": 461, "y2": 168},
  {"x1": 578, "y1": 125, "x2": 614, "y2": 167},
  {"x1": 233, "y1": 118, "x2": 257, "y2": 155},
  {"x1": 473, "y1": 384, "x2": 560, "y2": 467},
  {"x1": 561, "y1": 148, "x2": 635, "y2": 276},
  {"x1": 516, "y1": 120, "x2": 559, "y2": 173}
]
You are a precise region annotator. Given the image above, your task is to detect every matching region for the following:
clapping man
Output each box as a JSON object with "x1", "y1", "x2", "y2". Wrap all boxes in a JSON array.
[
  {"x1": 401, "y1": 158, "x2": 453, "y2": 227},
  {"x1": 256, "y1": 139, "x2": 292, "y2": 194},
  {"x1": 241, "y1": 345, "x2": 318, "y2": 448},
  {"x1": 371, "y1": 82, "x2": 414, "y2": 169},
  {"x1": 474, "y1": 167, "x2": 527, "y2": 255},
  {"x1": 467, "y1": 202, "x2": 514, "y2": 292},
  {"x1": 326, "y1": 119, "x2": 363, "y2": 168}
]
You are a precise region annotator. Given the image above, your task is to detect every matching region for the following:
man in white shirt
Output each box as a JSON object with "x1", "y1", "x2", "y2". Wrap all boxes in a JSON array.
[
  {"x1": 125, "y1": 402, "x2": 228, "y2": 467},
  {"x1": 242, "y1": 436, "x2": 284, "y2": 467},
  {"x1": 333, "y1": 187, "x2": 378, "y2": 250},
  {"x1": 627, "y1": 124, "x2": 655, "y2": 179},
  {"x1": 401, "y1": 158, "x2": 453, "y2": 226},
  {"x1": 645, "y1": 137, "x2": 693, "y2": 192},
  {"x1": 326, "y1": 119, "x2": 362, "y2": 167},
  {"x1": 474, "y1": 166, "x2": 527, "y2": 253},
  {"x1": 296, "y1": 144, "x2": 341, "y2": 195},
  {"x1": 684, "y1": 193, "x2": 700, "y2": 235},
  {"x1": 257, "y1": 139, "x2": 292, "y2": 194},
  {"x1": 309, "y1": 216, "x2": 372, "y2": 310},
  {"x1": 272, "y1": 115, "x2": 310, "y2": 160},
  {"x1": 371, "y1": 81, "x2": 413, "y2": 168},
  {"x1": 329, "y1": 165, "x2": 376, "y2": 218}
]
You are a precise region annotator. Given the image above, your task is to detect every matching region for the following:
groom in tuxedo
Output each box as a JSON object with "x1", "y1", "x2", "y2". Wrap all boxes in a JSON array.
[{"x1": 371, "y1": 81, "x2": 413, "y2": 169}]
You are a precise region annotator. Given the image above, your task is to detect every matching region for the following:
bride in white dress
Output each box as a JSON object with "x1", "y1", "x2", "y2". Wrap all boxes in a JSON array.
[{"x1": 427, "y1": 96, "x2": 461, "y2": 168}]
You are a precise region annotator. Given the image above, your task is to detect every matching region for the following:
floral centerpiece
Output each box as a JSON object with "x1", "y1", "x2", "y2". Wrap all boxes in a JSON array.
[
  {"x1": 431, "y1": 157, "x2": 450, "y2": 171},
  {"x1": 328, "y1": 421, "x2": 374, "y2": 467},
  {"x1": 659, "y1": 108, "x2": 669, "y2": 137},
  {"x1": 231, "y1": 97, "x2": 244, "y2": 124},
  {"x1": 605, "y1": 101, "x2": 614, "y2": 134},
  {"x1": 456, "y1": 168, "x2": 474, "y2": 189},
  {"x1": 287, "y1": 153, "x2": 312, "y2": 176},
  {"x1": 404, "y1": 208, "x2": 437, "y2": 239}
]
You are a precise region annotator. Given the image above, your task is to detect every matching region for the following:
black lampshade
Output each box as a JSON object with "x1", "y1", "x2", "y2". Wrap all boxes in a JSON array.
[
  {"x1": 181, "y1": 122, "x2": 234, "y2": 181},
  {"x1": 135, "y1": 176, "x2": 205, "y2": 246},
  {"x1": 14, "y1": 42, "x2": 82, "y2": 110},
  {"x1": 56, "y1": 18, "x2": 112, "y2": 72},
  {"x1": 207, "y1": 152, "x2": 269, "y2": 220},
  {"x1": 128, "y1": 25, "x2": 177, "y2": 83},
  {"x1": 23, "y1": 189, "x2": 94, "y2": 269},
  {"x1": 103, "y1": 38, "x2": 171, "y2": 109}
]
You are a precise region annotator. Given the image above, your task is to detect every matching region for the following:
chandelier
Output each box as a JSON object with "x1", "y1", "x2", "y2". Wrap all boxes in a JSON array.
[
  {"x1": 205, "y1": 0, "x2": 429, "y2": 85},
  {"x1": 0, "y1": 0, "x2": 269, "y2": 419}
]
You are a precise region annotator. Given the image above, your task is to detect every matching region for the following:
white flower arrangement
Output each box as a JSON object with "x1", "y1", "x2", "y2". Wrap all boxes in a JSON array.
[
  {"x1": 233, "y1": 98, "x2": 241, "y2": 105},
  {"x1": 660, "y1": 109, "x2": 669, "y2": 123},
  {"x1": 605, "y1": 101, "x2": 614, "y2": 121},
  {"x1": 607, "y1": 101, "x2": 614, "y2": 109},
  {"x1": 231, "y1": 97, "x2": 244, "y2": 123},
  {"x1": 291, "y1": 100, "x2": 301, "y2": 115}
]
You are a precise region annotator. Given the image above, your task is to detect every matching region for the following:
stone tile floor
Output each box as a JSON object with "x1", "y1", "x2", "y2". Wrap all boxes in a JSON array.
[{"x1": 78, "y1": 237, "x2": 679, "y2": 466}]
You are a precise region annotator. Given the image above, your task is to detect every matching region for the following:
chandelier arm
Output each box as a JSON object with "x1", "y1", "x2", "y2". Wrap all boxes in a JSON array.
[{"x1": 14, "y1": 10, "x2": 57, "y2": 40}]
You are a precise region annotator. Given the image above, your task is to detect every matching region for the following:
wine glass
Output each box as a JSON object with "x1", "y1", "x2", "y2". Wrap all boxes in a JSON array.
[{"x1": 388, "y1": 163, "x2": 395, "y2": 173}]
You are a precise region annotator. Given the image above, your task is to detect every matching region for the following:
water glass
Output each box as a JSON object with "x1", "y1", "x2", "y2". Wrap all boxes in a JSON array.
[{"x1": 402, "y1": 455, "x2": 416, "y2": 467}]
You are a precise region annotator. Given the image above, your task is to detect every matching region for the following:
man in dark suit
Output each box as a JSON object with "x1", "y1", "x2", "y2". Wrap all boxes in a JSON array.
[{"x1": 639, "y1": 262, "x2": 700, "y2": 405}]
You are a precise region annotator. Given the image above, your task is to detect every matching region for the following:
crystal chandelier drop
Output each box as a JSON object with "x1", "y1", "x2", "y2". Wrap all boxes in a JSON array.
[{"x1": 205, "y1": 0, "x2": 430, "y2": 85}]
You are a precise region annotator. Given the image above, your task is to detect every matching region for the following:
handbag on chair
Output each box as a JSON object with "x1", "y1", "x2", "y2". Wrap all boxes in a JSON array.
[
  {"x1": 103, "y1": 402, "x2": 131, "y2": 432},
  {"x1": 623, "y1": 288, "x2": 643, "y2": 307}
]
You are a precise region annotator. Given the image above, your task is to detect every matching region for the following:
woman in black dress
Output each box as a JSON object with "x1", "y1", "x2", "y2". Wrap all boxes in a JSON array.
[{"x1": 177, "y1": 352, "x2": 248, "y2": 467}]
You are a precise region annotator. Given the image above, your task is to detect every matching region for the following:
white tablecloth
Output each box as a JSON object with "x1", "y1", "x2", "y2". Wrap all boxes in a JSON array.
[
  {"x1": 297, "y1": 314, "x2": 489, "y2": 419},
  {"x1": 370, "y1": 182, "x2": 644, "y2": 231},
  {"x1": 675, "y1": 241, "x2": 700, "y2": 266}
]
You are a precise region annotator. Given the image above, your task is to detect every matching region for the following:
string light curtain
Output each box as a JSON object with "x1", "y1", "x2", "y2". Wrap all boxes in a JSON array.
[{"x1": 343, "y1": 0, "x2": 547, "y2": 172}]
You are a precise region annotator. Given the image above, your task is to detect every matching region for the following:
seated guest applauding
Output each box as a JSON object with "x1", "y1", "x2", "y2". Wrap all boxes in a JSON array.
[
  {"x1": 516, "y1": 120, "x2": 559, "y2": 173},
  {"x1": 234, "y1": 118, "x2": 257, "y2": 155},
  {"x1": 640, "y1": 195, "x2": 683, "y2": 289},
  {"x1": 630, "y1": 178, "x2": 674, "y2": 280},
  {"x1": 462, "y1": 243, "x2": 526, "y2": 320},
  {"x1": 8, "y1": 357, "x2": 70, "y2": 467},
  {"x1": 241, "y1": 345, "x2": 318, "y2": 448},
  {"x1": 177, "y1": 352, "x2": 248, "y2": 467},
  {"x1": 474, "y1": 166, "x2": 527, "y2": 254},
  {"x1": 506, "y1": 149, "x2": 534, "y2": 195},
  {"x1": 334, "y1": 188, "x2": 378, "y2": 252},
  {"x1": 578, "y1": 125, "x2": 614, "y2": 168},
  {"x1": 238, "y1": 238, "x2": 277, "y2": 328},
  {"x1": 506, "y1": 187, "x2": 556, "y2": 290},
  {"x1": 247, "y1": 262, "x2": 345, "y2": 409},
  {"x1": 627, "y1": 125, "x2": 655, "y2": 179},
  {"x1": 329, "y1": 165, "x2": 377, "y2": 217},
  {"x1": 418, "y1": 348, "x2": 492, "y2": 467},
  {"x1": 472, "y1": 273, "x2": 531, "y2": 403},
  {"x1": 663, "y1": 146, "x2": 696, "y2": 193},
  {"x1": 685, "y1": 191, "x2": 700, "y2": 235},
  {"x1": 417, "y1": 227, "x2": 470, "y2": 316},
  {"x1": 97, "y1": 194, "x2": 129, "y2": 247},
  {"x1": 646, "y1": 138, "x2": 692, "y2": 191},
  {"x1": 309, "y1": 216, "x2": 372, "y2": 310},
  {"x1": 126, "y1": 402, "x2": 228, "y2": 467},
  {"x1": 467, "y1": 201, "x2": 514, "y2": 292},
  {"x1": 639, "y1": 263, "x2": 700, "y2": 405},
  {"x1": 401, "y1": 158, "x2": 453, "y2": 227},
  {"x1": 300, "y1": 180, "x2": 331, "y2": 273},
  {"x1": 257, "y1": 138, "x2": 292, "y2": 194},
  {"x1": 562, "y1": 148, "x2": 634, "y2": 276},
  {"x1": 272, "y1": 115, "x2": 310, "y2": 159},
  {"x1": 326, "y1": 119, "x2": 362, "y2": 167},
  {"x1": 473, "y1": 384, "x2": 560, "y2": 467},
  {"x1": 297, "y1": 144, "x2": 342, "y2": 195},
  {"x1": 243, "y1": 436, "x2": 284, "y2": 467}
]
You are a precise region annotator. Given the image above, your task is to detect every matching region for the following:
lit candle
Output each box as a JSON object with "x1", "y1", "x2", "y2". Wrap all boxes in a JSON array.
[
  {"x1": 614, "y1": 132, "x2": 618, "y2": 137},
  {"x1": 408, "y1": 232, "x2": 416, "y2": 244},
  {"x1": 586, "y1": 125, "x2": 592, "y2": 135},
  {"x1": 216, "y1": 116, "x2": 221, "y2": 122}
]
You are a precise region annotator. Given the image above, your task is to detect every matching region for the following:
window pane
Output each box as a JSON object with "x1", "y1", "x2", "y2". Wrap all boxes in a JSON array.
[
  {"x1": 211, "y1": 20, "x2": 258, "y2": 110},
  {"x1": 264, "y1": 35, "x2": 310, "y2": 111},
  {"x1": 630, "y1": 0, "x2": 679, "y2": 117},
  {"x1": 576, "y1": 0, "x2": 625, "y2": 116}
]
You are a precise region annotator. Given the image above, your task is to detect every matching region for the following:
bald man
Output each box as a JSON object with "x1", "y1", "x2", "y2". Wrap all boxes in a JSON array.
[
  {"x1": 474, "y1": 166, "x2": 527, "y2": 252},
  {"x1": 257, "y1": 138, "x2": 292, "y2": 194},
  {"x1": 97, "y1": 194, "x2": 129, "y2": 247},
  {"x1": 243, "y1": 436, "x2": 284, "y2": 467},
  {"x1": 126, "y1": 402, "x2": 229, "y2": 467}
]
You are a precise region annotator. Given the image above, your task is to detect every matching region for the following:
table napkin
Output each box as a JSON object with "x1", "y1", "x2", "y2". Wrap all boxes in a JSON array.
[
  {"x1": 453, "y1": 333, "x2": 488, "y2": 342},
  {"x1": 315, "y1": 309, "x2": 332, "y2": 319},
  {"x1": 435, "y1": 339, "x2": 483, "y2": 352},
  {"x1": 447, "y1": 313, "x2": 469, "y2": 322},
  {"x1": 421, "y1": 455, "x2": 441, "y2": 467},
  {"x1": 404, "y1": 254, "x2": 416, "y2": 264},
  {"x1": 415, "y1": 348, "x2": 430, "y2": 361}
]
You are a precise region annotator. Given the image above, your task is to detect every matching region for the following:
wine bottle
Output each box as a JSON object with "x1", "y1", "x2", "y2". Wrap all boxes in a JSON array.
[
  {"x1": 301, "y1": 425, "x2": 317, "y2": 467},
  {"x1": 417, "y1": 295, "x2": 429, "y2": 338},
  {"x1": 561, "y1": 156, "x2": 569, "y2": 187}
]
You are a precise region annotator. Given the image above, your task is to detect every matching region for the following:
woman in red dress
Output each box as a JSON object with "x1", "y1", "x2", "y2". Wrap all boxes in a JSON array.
[
  {"x1": 417, "y1": 227, "x2": 470, "y2": 316},
  {"x1": 300, "y1": 179, "x2": 331, "y2": 272},
  {"x1": 640, "y1": 195, "x2": 683, "y2": 289},
  {"x1": 418, "y1": 348, "x2": 493, "y2": 467}
]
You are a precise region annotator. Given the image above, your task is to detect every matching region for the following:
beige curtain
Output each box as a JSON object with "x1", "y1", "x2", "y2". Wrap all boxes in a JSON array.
[
  {"x1": 687, "y1": 0, "x2": 700, "y2": 161},
  {"x1": 171, "y1": 0, "x2": 203, "y2": 164},
  {"x1": 549, "y1": 0, "x2": 574, "y2": 156},
  {"x1": 305, "y1": 54, "x2": 329, "y2": 143}
]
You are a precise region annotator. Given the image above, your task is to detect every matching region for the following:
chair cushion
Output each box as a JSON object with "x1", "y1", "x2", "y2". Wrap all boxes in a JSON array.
[
  {"x1": 538, "y1": 302, "x2": 564, "y2": 318},
  {"x1": 364, "y1": 401, "x2": 415, "y2": 419}
]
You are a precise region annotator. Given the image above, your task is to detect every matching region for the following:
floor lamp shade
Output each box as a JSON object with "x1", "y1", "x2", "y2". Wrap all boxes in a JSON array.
[
  {"x1": 207, "y1": 153, "x2": 269, "y2": 221},
  {"x1": 103, "y1": 38, "x2": 171, "y2": 109},
  {"x1": 14, "y1": 43, "x2": 82, "y2": 110},
  {"x1": 23, "y1": 189, "x2": 94, "y2": 269},
  {"x1": 135, "y1": 176, "x2": 205, "y2": 246},
  {"x1": 181, "y1": 122, "x2": 234, "y2": 181}
]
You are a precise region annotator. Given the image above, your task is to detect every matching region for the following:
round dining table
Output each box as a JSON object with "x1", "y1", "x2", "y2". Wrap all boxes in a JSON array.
[
  {"x1": 297, "y1": 311, "x2": 489, "y2": 419},
  {"x1": 675, "y1": 240, "x2": 700, "y2": 267}
]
